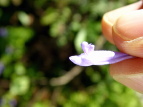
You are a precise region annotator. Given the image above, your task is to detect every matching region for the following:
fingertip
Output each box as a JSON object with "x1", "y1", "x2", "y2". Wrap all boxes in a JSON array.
[
  {"x1": 113, "y1": 9, "x2": 143, "y2": 57},
  {"x1": 102, "y1": 1, "x2": 142, "y2": 44},
  {"x1": 110, "y1": 58, "x2": 143, "y2": 75},
  {"x1": 110, "y1": 58, "x2": 143, "y2": 93}
]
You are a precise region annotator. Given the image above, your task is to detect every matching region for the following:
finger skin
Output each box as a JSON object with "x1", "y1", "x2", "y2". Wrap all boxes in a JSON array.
[
  {"x1": 110, "y1": 58, "x2": 143, "y2": 93},
  {"x1": 113, "y1": 10, "x2": 143, "y2": 57},
  {"x1": 110, "y1": 58, "x2": 143, "y2": 75},
  {"x1": 102, "y1": 1, "x2": 142, "y2": 44},
  {"x1": 102, "y1": 1, "x2": 143, "y2": 93}
]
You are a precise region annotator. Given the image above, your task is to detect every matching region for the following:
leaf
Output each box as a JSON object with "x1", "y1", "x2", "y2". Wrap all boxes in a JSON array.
[{"x1": 74, "y1": 28, "x2": 87, "y2": 53}]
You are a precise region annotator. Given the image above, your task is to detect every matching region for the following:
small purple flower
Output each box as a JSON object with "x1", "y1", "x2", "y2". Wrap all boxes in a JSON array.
[
  {"x1": 69, "y1": 41, "x2": 134, "y2": 66},
  {"x1": 0, "y1": 63, "x2": 4, "y2": 74},
  {"x1": 9, "y1": 99, "x2": 17, "y2": 107},
  {"x1": 0, "y1": 28, "x2": 8, "y2": 37}
]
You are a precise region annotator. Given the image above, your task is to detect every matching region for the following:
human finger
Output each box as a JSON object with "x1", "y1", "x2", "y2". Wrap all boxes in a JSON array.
[
  {"x1": 102, "y1": 1, "x2": 142, "y2": 44},
  {"x1": 110, "y1": 58, "x2": 143, "y2": 93},
  {"x1": 113, "y1": 9, "x2": 143, "y2": 57}
]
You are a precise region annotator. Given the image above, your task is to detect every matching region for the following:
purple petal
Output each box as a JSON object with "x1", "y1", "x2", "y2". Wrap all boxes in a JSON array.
[
  {"x1": 69, "y1": 42, "x2": 135, "y2": 66},
  {"x1": 108, "y1": 52, "x2": 134, "y2": 64},
  {"x1": 0, "y1": 63, "x2": 4, "y2": 74},
  {"x1": 69, "y1": 51, "x2": 134, "y2": 66},
  {"x1": 81, "y1": 41, "x2": 94, "y2": 53},
  {"x1": 69, "y1": 55, "x2": 93, "y2": 66}
]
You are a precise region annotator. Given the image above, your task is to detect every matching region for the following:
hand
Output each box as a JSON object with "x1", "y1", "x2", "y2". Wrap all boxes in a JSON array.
[{"x1": 102, "y1": 1, "x2": 143, "y2": 93}]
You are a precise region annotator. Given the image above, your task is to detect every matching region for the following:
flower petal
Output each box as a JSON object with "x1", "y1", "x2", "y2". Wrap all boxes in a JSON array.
[
  {"x1": 81, "y1": 41, "x2": 94, "y2": 53},
  {"x1": 69, "y1": 55, "x2": 93, "y2": 66},
  {"x1": 69, "y1": 42, "x2": 135, "y2": 66},
  {"x1": 108, "y1": 52, "x2": 134, "y2": 64}
]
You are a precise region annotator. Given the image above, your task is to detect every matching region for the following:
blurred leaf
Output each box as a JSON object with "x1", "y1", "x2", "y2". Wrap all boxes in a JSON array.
[
  {"x1": 86, "y1": 67, "x2": 101, "y2": 83},
  {"x1": 60, "y1": 7, "x2": 71, "y2": 22},
  {"x1": 0, "y1": 0, "x2": 10, "y2": 7},
  {"x1": 74, "y1": 28, "x2": 87, "y2": 53},
  {"x1": 12, "y1": 0, "x2": 22, "y2": 6},
  {"x1": 70, "y1": 21, "x2": 81, "y2": 31},
  {"x1": 8, "y1": 27, "x2": 33, "y2": 47},
  {"x1": 90, "y1": 0, "x2": 107, "y2": 15},
  {"x1": 14, "y1": 63, "x2": 26, "y2": 75},
  {"x1": 34, "y1": 0, "x2": 48, "y2": 8},
  {"x1": 40, "y1": 8, "x2": 59, "y2": 25},
  {"x1": 10, "y1": 76, "x2": 30, "y2": 95},
  {"x1": 7, "y1": 26, "x2": 34, "y2": 59},
  {"x1": 18, "y1": 11, "x2": 32, "y2": 26},
  {"x1": 50, "y1": 21, "x2": 65, "y2": 37},
  {"x1": 33, "y1": 101, "x2": 50, "y2": 107},
  {"x1": 57, "y1": 35, "x2": 67, "y2": 47}
]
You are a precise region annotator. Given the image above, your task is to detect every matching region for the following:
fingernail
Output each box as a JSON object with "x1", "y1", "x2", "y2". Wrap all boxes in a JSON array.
[
  {"x1": 113, "y1": 74, "x2": 143, "y2": 93},
  {"x1": 122, "y1": 37, "x2": 143, "y2": 57}
]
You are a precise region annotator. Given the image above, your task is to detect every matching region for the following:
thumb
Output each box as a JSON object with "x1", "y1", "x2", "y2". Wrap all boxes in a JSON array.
[
  {"x1": 111, "y1": 9, "x2": 143, "y2": 93},
  {"x1": 113, "y1": 9, "x2": 143, "y2": 57}
]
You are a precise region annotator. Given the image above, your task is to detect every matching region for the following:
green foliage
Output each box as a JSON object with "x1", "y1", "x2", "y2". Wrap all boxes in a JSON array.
[{"x1": 0, "y1": 0, "x2": 141, "y2": 107}]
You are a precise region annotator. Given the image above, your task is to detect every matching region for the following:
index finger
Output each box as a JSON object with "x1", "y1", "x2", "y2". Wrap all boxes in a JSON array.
[{"x1": 102, "y1": 1, "x2": 143, "y2": 44}]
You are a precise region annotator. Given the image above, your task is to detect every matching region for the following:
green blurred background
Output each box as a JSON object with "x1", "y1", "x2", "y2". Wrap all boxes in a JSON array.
[{"x1": 0, "y1": 0, "x2": 142, "y2": 107}]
